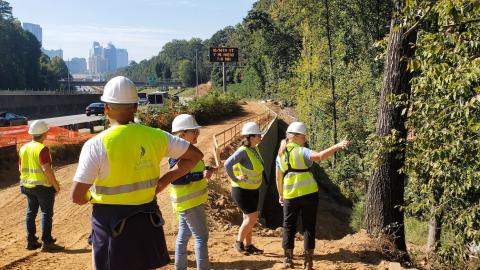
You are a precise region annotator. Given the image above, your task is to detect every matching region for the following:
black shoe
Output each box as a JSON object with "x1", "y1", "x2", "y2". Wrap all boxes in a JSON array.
[
  {"x1": 42, "y1": 240, "x2": 64, "y2": 252},
  {"x1": 26, "y1": 240, "x2": 42, "y2": 250},
  {"x1": 245, "y1": 244, "x2": 264, "y2": 255},
  {"x1": 234, "y1": 241, "x2": 245, "y2": 254}
]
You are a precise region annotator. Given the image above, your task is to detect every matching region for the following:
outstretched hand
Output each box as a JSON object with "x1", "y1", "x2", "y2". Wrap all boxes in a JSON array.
[{"x1": 337, "y1": 136, "x2": 352, "y2": 150}]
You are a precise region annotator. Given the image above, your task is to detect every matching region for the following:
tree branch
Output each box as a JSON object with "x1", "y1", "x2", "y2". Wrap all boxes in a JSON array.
[{"x1": 402, "y1": 5, "x2": 432, "y2": 39}]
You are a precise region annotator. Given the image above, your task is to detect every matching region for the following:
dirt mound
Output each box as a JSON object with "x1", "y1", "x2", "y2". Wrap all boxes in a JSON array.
[{"x1": 197, "y1": 81, "x2": 212, "y2": 96}]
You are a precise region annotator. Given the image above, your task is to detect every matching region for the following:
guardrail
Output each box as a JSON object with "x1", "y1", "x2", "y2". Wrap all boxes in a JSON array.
[
  {"x1": 0, "y1": 90, "x2": 97, "y2": 95},
  {"x1": 212, "y1": 104, "x2": 278, "y2": 166}
]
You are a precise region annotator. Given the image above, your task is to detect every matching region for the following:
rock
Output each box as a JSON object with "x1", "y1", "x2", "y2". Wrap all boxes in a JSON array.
[{"x1": 388, "y1": 262, "x2": 403, "y2": 270}]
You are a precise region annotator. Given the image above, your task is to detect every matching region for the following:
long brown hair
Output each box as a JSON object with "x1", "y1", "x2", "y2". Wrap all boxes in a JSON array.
[{"x1": 278, "y1": 133, "x2": 295, "y2": 156}]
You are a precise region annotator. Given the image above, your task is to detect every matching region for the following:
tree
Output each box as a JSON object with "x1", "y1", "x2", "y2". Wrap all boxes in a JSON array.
[
  {"x1": 0, "y1": 0, "x2": 12, "y2": 20},
  {"x1": 365, "y1": 0, "x2": 417, "y2": 255},
  {"x1": 177, "y1": 59, "x2": 195, "y2": 87},
  {"x1": 404, "y1": 0, "x2": 480, "y2": 264}
]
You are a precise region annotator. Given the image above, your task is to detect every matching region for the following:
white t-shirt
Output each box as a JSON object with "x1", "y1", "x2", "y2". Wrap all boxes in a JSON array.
[{"x1": 73, "y1": 131, "x2": 190, "y2": 184}]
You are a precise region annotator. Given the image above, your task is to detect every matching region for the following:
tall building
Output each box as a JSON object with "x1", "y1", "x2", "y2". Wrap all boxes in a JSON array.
[
  {"x1": 42, "y1": 48, "x2": 63, "y2": 59},
  {"x1": 66, "y1": 58, "x2": 87, "y2": 74},
  {"x1": 116, "y1": 48, "x2": 129, "y2": 68},
  {"x1": 22, "y1": 22, "x2": 42, "y2": 44},
  {"x1": 88, "y1": 42, "x2": 127, "y2": 74},
  {"x1": 103, "y1": 43, "x2": 117, "y2": 72},
  {"x1": 89, "y1": 42, "x2": 105, "y2": 74}
]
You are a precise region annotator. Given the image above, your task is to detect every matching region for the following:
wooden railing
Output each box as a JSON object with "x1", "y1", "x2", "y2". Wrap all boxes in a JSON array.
[{"x1": 212, "y1": 105, "x2": 277, "y2": 166}]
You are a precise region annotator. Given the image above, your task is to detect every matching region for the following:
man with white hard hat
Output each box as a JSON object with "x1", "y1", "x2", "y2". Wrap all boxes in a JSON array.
[
  {"x1": 71, "y1": 76, "x2": 203, "y2": 270},
  {"x1": 19, "y1": 120, "x2": 63, "y2": 251}
]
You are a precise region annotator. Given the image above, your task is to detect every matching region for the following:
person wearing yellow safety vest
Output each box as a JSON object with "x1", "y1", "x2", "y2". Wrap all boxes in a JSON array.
[
  {"x1": 168, "y1": 114, "x2": 216, "y2": 270},
  {"x1": 70, "y1": 76, "x2": 203, "y2": 270},
  {"x1": 276, "y1": 122, "x2": 351, "y2": 270},
  {"x1": 19, "y1": 120, "x2": 63, "y2": 251},
  {"x1": 225, "y1": 122, "x2": 265, "y2": 255}
]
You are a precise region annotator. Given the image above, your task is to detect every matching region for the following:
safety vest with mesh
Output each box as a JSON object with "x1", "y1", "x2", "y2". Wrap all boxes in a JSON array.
[
  {"x1": 231, "y1": 146, "x2": 264, "y2": 190},
  {"x1": 169, "y1": 160, "x2": 207, "y2": 212},
  {"x1": 278, "y1": 143, "x2": 318, "y2": 199},
  {"x1": 19, "y1": 141, "x2": 51, "y2": 188},
  {"x1": 88, "y1": 124, "x2": 168, "y2": 205}
]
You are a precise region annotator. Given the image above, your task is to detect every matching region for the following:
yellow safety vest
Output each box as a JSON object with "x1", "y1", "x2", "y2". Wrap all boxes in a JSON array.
[
  {"x1": 231, "y1": 146, "x2": 264, "y2": 190},
  {"x1": 19, "y1": 141, "x2": 52, "y2": 188},
  {"x1": 169, "y1": 160, "x2": 208, "y2": 212},
  {"x1": 88, "y1": 124, "x2": 168, "y2": 205},
  {"x1": 277, "y1": 143, "x2": 318, "y2": 199}
]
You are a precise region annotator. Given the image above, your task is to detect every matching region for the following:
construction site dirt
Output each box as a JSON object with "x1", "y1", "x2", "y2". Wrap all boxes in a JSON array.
[{"x1": 0, "y1": 102, "x2": 396, "y2": 270}]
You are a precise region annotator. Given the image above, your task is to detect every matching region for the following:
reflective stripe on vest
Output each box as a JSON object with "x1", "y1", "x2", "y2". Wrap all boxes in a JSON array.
[
  {"x1": 19, "y1": 141, "x2": 51, "y2": 188},
  {"x1": 90, "y1": 177, "x2": 159, "y2": 195},
  {"x1": 279, "y1": 143, "x2": 318, "y2": 199},
  {"x1": 169, "y1": 160, "x2": 208, "y2": 212},
  {"x1": 88, "y1": 124, "x2": 168, "y2": 205},
  {"x1": 231, "y1": 146, "x2": 264, "y2": 190}
]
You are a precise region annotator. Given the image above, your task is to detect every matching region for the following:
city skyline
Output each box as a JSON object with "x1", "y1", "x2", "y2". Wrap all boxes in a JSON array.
[{"x1": 9, "y1": 0, "x2": 256, "y2": 62}]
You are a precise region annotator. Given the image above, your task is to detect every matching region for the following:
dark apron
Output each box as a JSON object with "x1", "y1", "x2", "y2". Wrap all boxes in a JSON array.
[{"x1": 91, "y1": 200, "x2": 171, "y2": 270}]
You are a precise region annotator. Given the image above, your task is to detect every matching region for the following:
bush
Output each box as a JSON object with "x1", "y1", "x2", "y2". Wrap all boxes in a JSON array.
[
  {"x1": 188, "y1": 91, "x2": 240, "y2": 124},
  {"x1": 49, "y1": 143, "x2": 84, "y2": 165},
  {"x1": 350, "y1": 199, "x2": 365, "y2": 231},
  {"x1": 136, "y1": 92, "x2": 241, "y2": 131}
]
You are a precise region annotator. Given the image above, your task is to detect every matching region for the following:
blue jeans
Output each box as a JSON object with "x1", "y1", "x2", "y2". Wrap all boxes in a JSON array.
[
  {"x1": 21, "y1": 185, "x2": 55, "y2": 243},
  {"x1": 175, "y1": 204, "x2": 209, "y2": 270}
]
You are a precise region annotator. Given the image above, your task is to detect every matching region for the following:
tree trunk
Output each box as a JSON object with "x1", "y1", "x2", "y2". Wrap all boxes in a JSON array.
[
  {"x1": 427, "y1": 188, "x2": 443, "y2": 251},
  {"x1": 427, "y1": 206, "x2": 442, "y2": 251},
  {"x1": 365, "y1": 0, "x2": 417, "y2": 254},
  {"x1": 323, "y1": 0, "x2": 338, "y2": 167}
]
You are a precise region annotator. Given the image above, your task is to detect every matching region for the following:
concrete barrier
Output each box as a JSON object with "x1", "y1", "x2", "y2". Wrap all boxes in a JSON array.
[
  {"x1": 0, "y1": 92, "x2": 102, "y2": 119},
  {"x1": 257, "y1": 117, "x2": 279, "y2": 222}
]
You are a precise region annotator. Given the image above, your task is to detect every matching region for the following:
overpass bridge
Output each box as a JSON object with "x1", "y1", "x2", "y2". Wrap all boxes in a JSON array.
[{"x1": 60, "y1": 79, "x2": 183, "y2": 88}]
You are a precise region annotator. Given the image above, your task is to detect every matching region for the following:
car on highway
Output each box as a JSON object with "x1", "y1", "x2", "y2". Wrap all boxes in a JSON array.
[
  {"x1": 0, "y1": 111, "x2": 28, "y2": 127},
  {"x1": 85, "y1": 102, "x2": 105, "y2": 116}
]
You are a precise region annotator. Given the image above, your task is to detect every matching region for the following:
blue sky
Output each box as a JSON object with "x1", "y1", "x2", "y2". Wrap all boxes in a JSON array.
[{"x1": 9, "y1": 0, "x2": 256, "y2": 62}]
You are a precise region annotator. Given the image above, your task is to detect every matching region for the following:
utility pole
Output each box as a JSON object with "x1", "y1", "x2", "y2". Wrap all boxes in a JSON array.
[
  {"x1": 222, "y1": 62, "x2": 226, "y2": 93},
  {"x1": 195, "y1": 48, "x2": 199, "y2": 96},
  {"x1": 67, "y1": 58, "x2": 71, "y2": 91}
]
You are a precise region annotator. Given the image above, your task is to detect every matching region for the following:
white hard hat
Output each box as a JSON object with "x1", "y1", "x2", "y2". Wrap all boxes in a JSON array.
[
  {"x1": 241, "y1": 122, "x2": 261, "y2": 135},
  {"x1": 101, "y1": 76, "x2": 139, "y2": 104},
  {"x1": 28, "y1": 120, "x2": 49, "y2": 135},
  {"x1": 172, "y1": 114, "x2": 202, "y2": 133},
  {"x1": 286, "y1": 122, "x2": 307, "y2": 135}
]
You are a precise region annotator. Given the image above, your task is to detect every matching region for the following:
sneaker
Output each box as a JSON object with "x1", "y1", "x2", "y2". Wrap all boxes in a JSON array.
[
  {"x1": 234, "y1": 241, "x2": 245, "y2": 254},
  {"x1": 42, "y1": 240, "x2": 64, "y2": 252},
  {"x1": 26, "y1": 240, "x2": 42, "y2": 250},
  {"x1": 245, "y1": 244, "x2": 264, "y2": 255}
]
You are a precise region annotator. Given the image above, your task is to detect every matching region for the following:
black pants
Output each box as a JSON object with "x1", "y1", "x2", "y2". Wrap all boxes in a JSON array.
[{"x1": 282, "y1": 192, "x2": 319, "y2": 250}]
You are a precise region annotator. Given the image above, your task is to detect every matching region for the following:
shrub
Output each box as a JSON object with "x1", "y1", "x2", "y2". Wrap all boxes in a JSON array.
[{"x1": 136, "y1": 92, "x2": 241, "y2": 130}]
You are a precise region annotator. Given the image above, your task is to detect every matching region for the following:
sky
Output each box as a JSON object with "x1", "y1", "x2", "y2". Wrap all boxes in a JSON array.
[{"x1": 9, "y1": 0, "x2": 256, "y2": 62}]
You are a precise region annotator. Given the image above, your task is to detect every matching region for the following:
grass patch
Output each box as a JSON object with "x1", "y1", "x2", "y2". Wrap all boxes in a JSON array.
[
  {"x1": 350, "y1": 199, "x2": 365, "y2": 231},
  {"x1": 405, "y1": 217, "x2": 428, "y2": 246},
  {"x1": 175, "y1": 87, "x2": 196, "y2": 97}
]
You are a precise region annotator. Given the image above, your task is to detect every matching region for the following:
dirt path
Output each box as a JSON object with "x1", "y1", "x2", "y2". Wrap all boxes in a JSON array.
[{"x1": 0, "y1": 101, "x2": 392, "y2": 270}]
